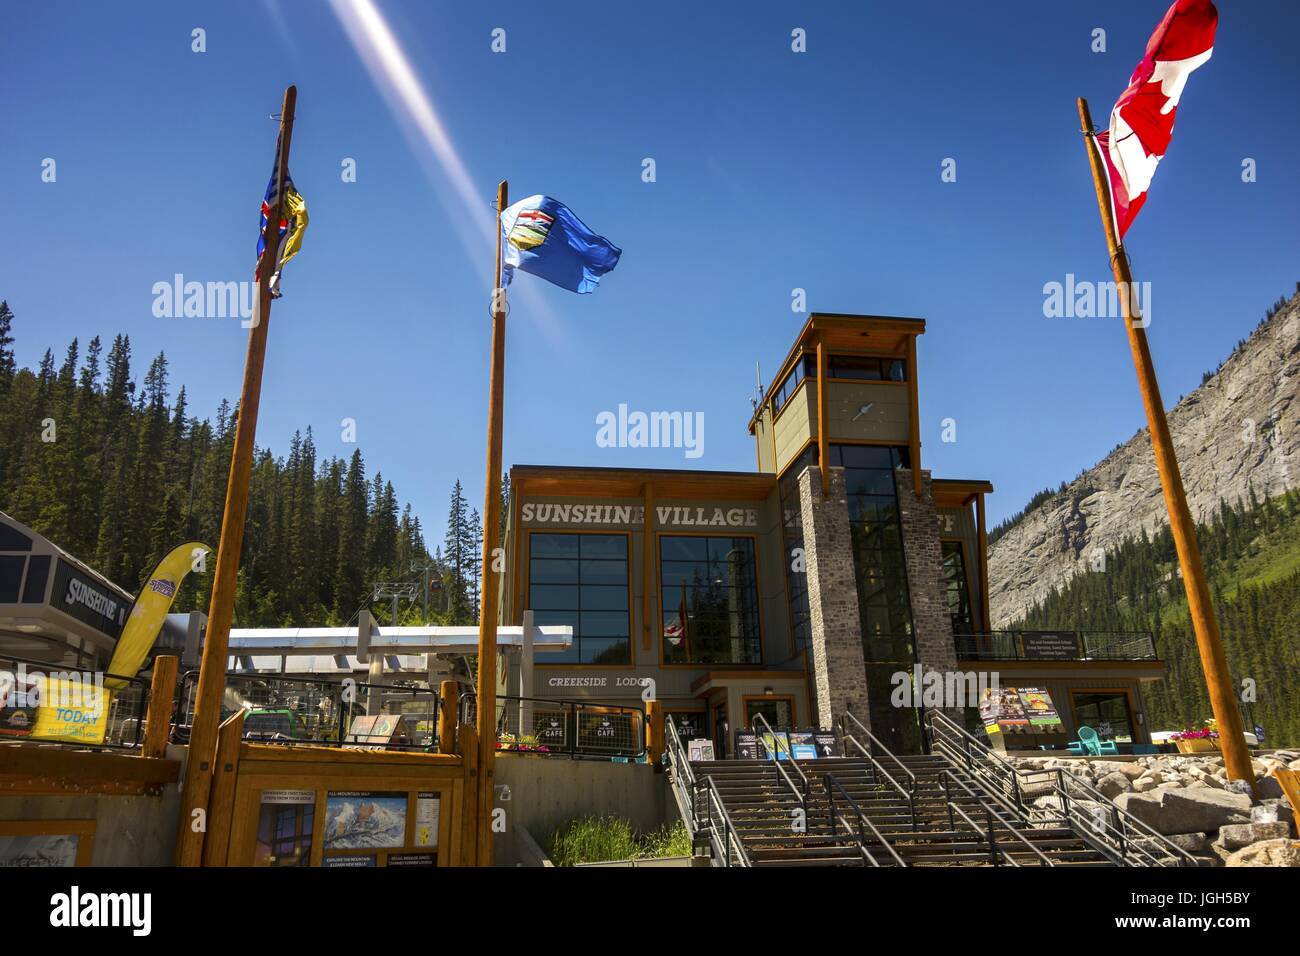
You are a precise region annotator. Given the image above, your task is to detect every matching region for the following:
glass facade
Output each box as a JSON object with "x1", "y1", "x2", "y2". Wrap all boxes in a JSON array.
[
  {"x1": 528, "y1": 532, "x2": 630, "y2": 664},
  {"x1": 831, "y1": 444, "x2": 914, "y2": 662},
  {"x1": 830, "y1": 444, "x2": 923, "y2": 752},
  {"x1": 941, "y1": 540, "x2": 974, "y2": 635},
  {"x1": 660, "y1": 535, "x2": 761, "y2": 665}
]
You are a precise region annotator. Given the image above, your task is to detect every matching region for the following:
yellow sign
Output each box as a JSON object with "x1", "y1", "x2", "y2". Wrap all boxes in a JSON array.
[
  {"x1": 29, "y1": 676, "x2": 110, "y2": 744},
  {"x1": 106, "y1": 541, "x2": 210, "y2": 689}
]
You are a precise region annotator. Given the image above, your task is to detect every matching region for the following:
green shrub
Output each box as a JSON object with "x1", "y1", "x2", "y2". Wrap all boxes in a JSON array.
[{"x1": 546, "y1": 817, "x2": 690, "y2": 866}]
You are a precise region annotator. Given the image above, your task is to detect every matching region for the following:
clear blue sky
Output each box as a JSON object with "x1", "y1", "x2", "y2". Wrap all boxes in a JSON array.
[{"x1": 2, "y1": 1, "x2": 1296, "y2": 545}]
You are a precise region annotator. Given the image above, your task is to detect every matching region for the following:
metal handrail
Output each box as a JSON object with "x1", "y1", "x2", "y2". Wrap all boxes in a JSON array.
[
  {"x1": 840, "y1": 732, "x2": 918, "y2": 831},
  {"x1": 925, "y1": 710, "x2": 1194, "y2": 867},
  {"x1": 946, "y1": 800, "x2": 1021, "y2": 866},
  {"x1": 824, "y1": 773, "x2": 907, "y2": 867},
  {"x1": 751, "y1": 712, "x2": 810, "y2": 813},
  {"x1": 664, "y1": 716, "x2": 700, "y2": 843},
  {"x1": 943, "y1": 769, "x2": 1054, "y2": 867},
  {"x1": 841, "y1": 711, "x2": 918, "y2": 791},
  {"x1": 925, "y1": 710, "x2": 1024, "y2": 813},
  {"x1": 1047, "y1": 766, "x2": 1197, "y2": 867},
  {"x1": 700, "y1": 776, "x2": 752, "y2": 867}
]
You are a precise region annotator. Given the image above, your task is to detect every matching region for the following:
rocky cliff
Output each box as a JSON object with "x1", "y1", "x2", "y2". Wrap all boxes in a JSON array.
[{"x1": 988, "y1": 291, "x2": 1299, "y2": 626}]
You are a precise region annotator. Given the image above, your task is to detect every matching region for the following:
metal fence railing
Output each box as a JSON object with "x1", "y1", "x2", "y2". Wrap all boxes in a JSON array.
[
  {"x1": 0, "y1": 654, "x2": 150, "y2": 750},
  {"x1": 953, "y1": 630, "x2": 1157, "y2": 662},
  {"x1": 484, "y1": 695, "x2": 646, "y2": 759},
  {"x1": 171, "y1": 670, "x2": 441, "y2": 751}
]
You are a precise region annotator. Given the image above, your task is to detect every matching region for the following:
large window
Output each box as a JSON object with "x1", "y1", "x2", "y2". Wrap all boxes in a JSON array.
[
  {"x1": 831, "y1": 444, "x2": 915, "y2": 663},
  {"x1": 828, "y1": 355, "x2": 906, "y2": 382},
  {"x1": 1071, "y1": 691, "x2": 1134, "y2": 744},
  {"x1": 528, "y1": 533, "x2": 630, "y2": 665},
  {"x1": 660, "y1": 535, "x2": 761, "y2": 665},
  {"x1": 941, "y1": 540, "x2": 974, "y2": 635},
  {"x1": 770, "y1": 354, "x2": 817, "y2": 415}
]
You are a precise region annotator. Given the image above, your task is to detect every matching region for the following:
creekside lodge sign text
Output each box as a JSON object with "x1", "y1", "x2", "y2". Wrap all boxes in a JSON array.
[{"x1": 520, "y1": 502, "x2": 759, "y2": 529}]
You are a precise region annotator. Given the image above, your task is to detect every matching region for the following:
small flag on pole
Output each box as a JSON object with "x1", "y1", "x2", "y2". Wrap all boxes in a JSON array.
[
  {"x1": 256, "y1": 137, "x2": 309, "y2": 297},
  {"x1": 500, "y1": 195, "x2": 621, "y2": 293},
  {"x1": 1094, "y1": 0, "x2": 1218, "y2": 238}
]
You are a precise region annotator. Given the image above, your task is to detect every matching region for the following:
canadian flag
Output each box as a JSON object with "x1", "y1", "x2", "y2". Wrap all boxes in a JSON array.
[{"x1": 1095, "y1": 0, "x2": 1218, "y2": 238}]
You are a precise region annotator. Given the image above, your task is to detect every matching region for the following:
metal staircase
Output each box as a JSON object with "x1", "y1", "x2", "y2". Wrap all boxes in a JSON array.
[{"x1": 665, "y1": 710, "x2": 1195, "y2": 868}]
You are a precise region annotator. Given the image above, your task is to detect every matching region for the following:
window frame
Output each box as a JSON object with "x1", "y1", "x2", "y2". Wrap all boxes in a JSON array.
[
  {"x1": 526, "y1": 529, "x2": 635, "y2": 668},
  {"x1": 657, "y1": 531, "x2": 765, "y2": 668}
]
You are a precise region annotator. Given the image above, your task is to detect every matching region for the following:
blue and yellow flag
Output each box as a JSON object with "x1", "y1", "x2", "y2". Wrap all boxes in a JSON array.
[
  {"x1": 500, "y1": 195, "x2": 620, "y2": 294},
  {"x1": 256, "y1": 137, "x2": 308, "y2": 297}
]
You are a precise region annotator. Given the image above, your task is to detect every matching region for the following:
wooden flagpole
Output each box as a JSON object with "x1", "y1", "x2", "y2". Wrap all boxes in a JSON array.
[
  {"x1": 473, "y1": 179, "x2": 509, "y2": 865},
  {"x1": 1077, "y1": 97, "x2": 1254, "y2": 789},
  {"x1": 175, "y1": 85, "x2": 298, "y2": 865}
]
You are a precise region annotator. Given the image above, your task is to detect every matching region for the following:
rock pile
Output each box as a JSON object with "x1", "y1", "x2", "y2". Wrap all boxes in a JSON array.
[{"x1": 1008, "y1": 751, "x2": 1300, "y2": 867}]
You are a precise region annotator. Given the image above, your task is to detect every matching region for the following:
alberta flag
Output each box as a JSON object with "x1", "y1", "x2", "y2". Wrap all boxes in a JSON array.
[
  {"x1": 255, "y1": 136, "x2": 309, "y2": 298},
  {"x1": 500, "y1": 195, "x2": 621, "y2": 294}
]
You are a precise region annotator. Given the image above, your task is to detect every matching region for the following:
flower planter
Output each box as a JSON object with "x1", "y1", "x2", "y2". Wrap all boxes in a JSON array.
[{"x1": 1174, "y1": 737, "x2": 1218, "y2": 754}]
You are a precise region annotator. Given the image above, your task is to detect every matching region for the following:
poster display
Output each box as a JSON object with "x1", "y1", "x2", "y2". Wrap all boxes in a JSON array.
[
  {"x1": 788, "y1": 730, "x2": 817, "y2": 760},
  {"x1": 759, "y1": 730, "x2": 792, "y2": 761},
  {"x1": 980, "y1": 686, "x2": 1064, "y2": 735},
  {"x1": 414, "y1": 793, "x2": 440, "y2": 849},
  {"x1": 254, "y1": 789, "x2": 315, "y2": 866},
  {"x1": 323, "y1": 792, "x2": 407, "y2": 851},
  {"x1": 0, "y1": 832, "x2": 84, "y2": 867},
  {"x1": 687, "y1": 738, "x2": 715, "y2": 762}
]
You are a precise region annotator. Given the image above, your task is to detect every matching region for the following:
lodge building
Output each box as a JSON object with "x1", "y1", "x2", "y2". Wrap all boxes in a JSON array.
[{"x1": 500, "y1": 313, "x2": 1166, "y2": 755}]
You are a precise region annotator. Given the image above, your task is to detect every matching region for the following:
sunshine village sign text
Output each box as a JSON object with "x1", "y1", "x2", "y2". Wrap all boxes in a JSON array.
[{"x1": 520, "y1": 502, "x2": 759, "y2": 529}]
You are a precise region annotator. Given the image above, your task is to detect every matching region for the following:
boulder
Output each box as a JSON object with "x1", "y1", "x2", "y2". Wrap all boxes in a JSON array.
[
  {"x1": 1097, "y1": 771, "x2": 1133, "y2": 798},
  {"x1": 1114, "y1": 788, "x2": 1253, "y2": 835},
  {"x1": 1216, "y1": 822, "x2": 1292, "y2": 851},
  {"x1": 1225, "y1": 839, "x2": 1300, "y2": 867},
  {"x1": 1132, "y1": 776, "x2": 1160, "y2": 794},
  {"x1": 1165, "y1": 832, "x2": 1209, "y2": 854},
  {"x1": 1254, "y1": 776, "x2": 1284, "y2": 800},
  {"x1": 1092, "y1": 761, "x2": 1145, "y2": 780}
]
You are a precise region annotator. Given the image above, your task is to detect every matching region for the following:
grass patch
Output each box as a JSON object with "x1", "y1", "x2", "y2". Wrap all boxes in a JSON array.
[{"x1": 546, "y1": 817, "x2": 690, "y2": 866}]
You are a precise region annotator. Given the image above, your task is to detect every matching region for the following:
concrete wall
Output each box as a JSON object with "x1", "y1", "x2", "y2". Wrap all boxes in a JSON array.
[
  {"x1": 0, "y1": 789, "x2": 180, "y2": 866},
  {"x1": 493, "y1": 756, "x2": 670, "y2": 866}
]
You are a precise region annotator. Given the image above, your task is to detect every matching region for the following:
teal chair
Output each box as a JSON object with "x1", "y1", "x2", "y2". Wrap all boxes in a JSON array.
[{"x1": 1073, "y1": 725, "x2": 1118, "y2": 756}]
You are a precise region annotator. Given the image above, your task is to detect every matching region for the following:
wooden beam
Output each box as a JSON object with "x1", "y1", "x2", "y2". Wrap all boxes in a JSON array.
[
  {"x1": 438, "y1": 679, "x2": 459, "y2": 756},
  {"x1": 142, "y1": 654, "x2": 178, "y2": 760},
  {"x1": 642, "y1": 482, "x2": 655, "y2": 653},
  {"x1": 202, "y1": 709, "x2": 245, "y2": 867},
  {"x1": 459, "y1": 725, "x2": 479, "y2": 867},
  {"x1": 907, "y1": 335, "x2": 922, "y2": 500},
  {"x1": 976, "y1": 493, "x2": 992, "y2": 634},
  {"x1": 816, "y1": 336, "x2": 829, "y2": 495},
  {"x1": 0, "y1": 747, "x2": 179, "y2": 796}
]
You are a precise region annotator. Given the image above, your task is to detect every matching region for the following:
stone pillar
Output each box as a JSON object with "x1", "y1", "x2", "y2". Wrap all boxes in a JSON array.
[
  {"x1": 895, "y1": 468, "x2": 963, "y2": 726},
  {"x1": 797, "y1": 465, "x2": 869, "y2": 729}
]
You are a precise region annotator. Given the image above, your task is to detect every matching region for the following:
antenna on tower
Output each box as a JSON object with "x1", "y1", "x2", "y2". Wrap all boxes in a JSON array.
[{"x1": 751, "y1": 360, "x2": 764, "y2": 410}]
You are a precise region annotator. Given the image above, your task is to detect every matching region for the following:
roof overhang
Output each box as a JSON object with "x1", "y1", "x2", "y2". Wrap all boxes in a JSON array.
[
  {"x1": 749, "y1": 313, "x2": 927, "y2": 432},
  {"x1": 511, "y1": 465, "x2": 775, "y2": 502}
]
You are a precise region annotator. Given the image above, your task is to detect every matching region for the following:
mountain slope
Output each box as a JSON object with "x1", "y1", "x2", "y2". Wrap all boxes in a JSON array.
[{"x1": 988, "y1": 290, "x2": 1300, "y2": 626}]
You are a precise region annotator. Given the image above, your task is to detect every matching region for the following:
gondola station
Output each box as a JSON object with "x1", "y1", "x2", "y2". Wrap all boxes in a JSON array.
[{"x1": 5, "y1": 311, "x2": 1297, "y2": 869}]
